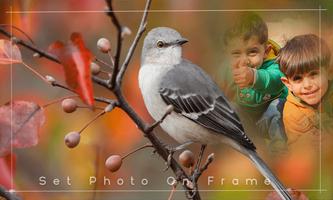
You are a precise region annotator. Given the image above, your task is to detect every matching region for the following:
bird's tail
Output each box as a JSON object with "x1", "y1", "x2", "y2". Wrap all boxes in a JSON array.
[{"x1": 246, "y1": 149, "x2": 293, "y2": 200}]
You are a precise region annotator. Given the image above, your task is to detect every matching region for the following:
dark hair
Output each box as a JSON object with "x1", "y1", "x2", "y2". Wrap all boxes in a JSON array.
[
  {"x1": 277, "y1": 34, "x2": 331, "y2": 78},
  {"x1": 223, "y1": 12, "x2": 268, "y2": 46}
]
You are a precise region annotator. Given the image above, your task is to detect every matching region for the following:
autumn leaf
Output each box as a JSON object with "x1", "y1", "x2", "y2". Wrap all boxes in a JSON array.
[
  {"x1": 265, "y1": 188, "x2": 309, "y2": 200},
  {"x1": 0, "y1": 39, "x2": 22, "y2": 65},
  {"x1": 0, "y1": 101, "x2": 45, "y2": 156},
  {"x1": 48, "y1": 32, "x2": 94, "y2": 106}
]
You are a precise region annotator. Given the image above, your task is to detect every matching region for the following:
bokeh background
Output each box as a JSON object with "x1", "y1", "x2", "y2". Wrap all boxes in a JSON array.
[{"x1": 1, "y1": 0, "x2": 333, "y2": 199}]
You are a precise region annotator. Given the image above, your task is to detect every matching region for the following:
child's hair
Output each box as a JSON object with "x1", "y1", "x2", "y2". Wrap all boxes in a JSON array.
[
  {"x1": 223, "y1": 12, "x2": 268, "y2": 46},
  {"x1": 277, "y1": 34, "x2": 331, "y2": 78}
]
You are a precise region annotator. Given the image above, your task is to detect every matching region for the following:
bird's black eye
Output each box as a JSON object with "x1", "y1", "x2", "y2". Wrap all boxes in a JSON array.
[{"x1": 156, "y1": 40, "x2": 165, "y2": 48}]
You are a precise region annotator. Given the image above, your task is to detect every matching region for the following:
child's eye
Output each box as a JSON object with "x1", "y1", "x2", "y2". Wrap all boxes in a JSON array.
[
  {"x1": 247, "y1": 49, "x2": 258, "y2": 56},
  {"x1": 292, "y1": 75, "x2": 303, "y2": 82},
  {"x1": 231, "y1": 51, "x2": 241, "y2": 57},
  {"x1": 309, "y1": 70, "x2": 319, "y2": 77}
]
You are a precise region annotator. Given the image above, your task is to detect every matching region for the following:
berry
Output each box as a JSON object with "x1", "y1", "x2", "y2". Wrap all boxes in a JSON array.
[
  {"x1": 90, "y1": 62, "x2": 101, "y2": 75},
  {"x1": 64, "y1": 131, "x2": 80, "y2": 148},
  {"x1": 105, "y1": 155, "x2": 122, "y2": 172},
  {"x1": 61, "y1": 98, "x2": 77, "y2": 113},
  {"x1": 179, "y1": 150, "x2": 195, "y2": 168},
  {"x1": 97, "y1": 38, "x2": 111, "y2": 53}
]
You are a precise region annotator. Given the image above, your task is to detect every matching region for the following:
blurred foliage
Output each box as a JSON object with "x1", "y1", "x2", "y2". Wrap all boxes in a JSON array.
[{"x1": 0, "y1": 0, "x2": 333, "y2": 199}]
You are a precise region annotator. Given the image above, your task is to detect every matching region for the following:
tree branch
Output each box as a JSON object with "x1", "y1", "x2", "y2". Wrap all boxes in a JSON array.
[
  {"x1": 0, "y1": 1, "x2": 203, "y2": 199},
  {"x1": 116, "y1": 0, "x2": 152, "y2": 87},
  {"x1": 104, "y1": 0, "x2": 122, "y2": 88},
  {"x1": 0, "y1": 28, "x2": 60, "y2": 64},
  {"x1": 0, "y1": 187, "x2": 21, "y2": 200}
]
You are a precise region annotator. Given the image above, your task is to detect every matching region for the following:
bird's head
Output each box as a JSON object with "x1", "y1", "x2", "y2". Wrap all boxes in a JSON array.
[{"x1": 141, "y1": 27, "x2": 188, "y2": 66}]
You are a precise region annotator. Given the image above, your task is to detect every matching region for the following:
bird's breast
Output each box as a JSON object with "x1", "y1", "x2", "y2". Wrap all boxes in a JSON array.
[{"x1": 139, "y1": 64, "x2": 171, "y2": 120}]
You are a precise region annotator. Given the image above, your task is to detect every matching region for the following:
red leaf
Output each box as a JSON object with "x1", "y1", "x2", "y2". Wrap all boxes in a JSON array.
[
  {"x1": 0, "y1": 154, "x2": 16, "y2": 189},
  {"x1": 266, "y1": 188, "x2": 309, "y2": 200},
  {"x1": 48, "y1": 33, "x2": 94, "y2": 106},
  {"x1": 0, "y1": 39, "x2": 22, "y2": 65},
  {"x1": 0, "y1": 101, "x2": 45, "y2": 156}
]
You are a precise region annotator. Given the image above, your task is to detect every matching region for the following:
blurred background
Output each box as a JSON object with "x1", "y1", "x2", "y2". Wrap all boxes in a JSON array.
[{"x1": 0, "y1": 0, "x2": 333, "y2": 199}]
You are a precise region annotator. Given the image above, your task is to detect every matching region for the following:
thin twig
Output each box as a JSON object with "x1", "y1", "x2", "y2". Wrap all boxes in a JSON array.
[
  {"x1": 94, "y1": 97, "x2": 118, "y2": 105},
  {"x1": 107, "y1": 51, "x2": 115, "y2": 67},
  {"x1": 193, "y1": 153, "x2": 215, "y2": 183},
  {"x1": 116, "y1": 0, "x2": 152, "y2": 87},
  {"x1": 146, "y1": 105, "x2": 173, "y2": 133},
  {"x1": 92, "y1": 76, "x2": 111, "y2": 88},
  {"x1": 21, "y1": 62, "x2": 50, "y2": 85},
  {"x1": 0, "y1": 187, "x2": 21, "y2": 200},
  {"x1": 78, "y1": 111, "x2": 106, "y2": 134},
  {"x1": 0, "y1": 27, "x2": 60, "y2": 63},
  {"x1": 0, "y1": 24, "x2": 35, "y2": 45},
  {"x1": 194, "y1": 145, "x2": 206, "y2": 172},
  {"x1": 51, "y1": 82, "x2": 76, "y2": 93},
  {"x1": 168, "y1": 180, "x2": 178, "y2": 200},
  {"x1": 42, "y1": 94, "x2": 79, "y2": 108},
  {"x1": 200, "y1": 153, "x2": 215, "y2": 173},
  {"x1": 0, "y1": 27, "x2": 111, "y2": 91},
  {"x1": 95, "y1": 57, "x2": 113, "y2": 70},
  {"x1": 104, "y1": 0, "x2": 122, "y2": 88},
  {"x1": 121, "y1": 143, "x2": 154, "y2": 160}
]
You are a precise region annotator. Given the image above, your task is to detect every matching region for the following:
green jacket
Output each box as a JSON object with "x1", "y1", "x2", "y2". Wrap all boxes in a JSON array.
[
  {"x1": 237, "y1": 59, "x2": 288, "y2": 113},
  {"x1": 218, "y1": 58, "x2": 288, "y2": 115}
]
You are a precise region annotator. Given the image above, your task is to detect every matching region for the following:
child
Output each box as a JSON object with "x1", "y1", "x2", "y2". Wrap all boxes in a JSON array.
[
  {"x1": 277, "y1": 34, "x2": 333, "y2": 144},
  {"x1": 221, "y1": 13, "x2": 288, "y2": 151}
]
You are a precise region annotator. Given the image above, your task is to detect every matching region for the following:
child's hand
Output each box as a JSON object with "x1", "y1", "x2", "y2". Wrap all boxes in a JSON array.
[{"x1": 231, "y1": 59, "x2": 255, "y2": 88}]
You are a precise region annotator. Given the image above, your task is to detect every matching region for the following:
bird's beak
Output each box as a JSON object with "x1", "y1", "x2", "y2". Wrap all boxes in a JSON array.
[{"x1": 176, "y1": 38, "x2": 188, "y2": 45}]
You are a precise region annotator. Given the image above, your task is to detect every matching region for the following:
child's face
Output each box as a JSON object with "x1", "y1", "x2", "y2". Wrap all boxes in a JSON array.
[
  {"x1": 228, "y1": 36, "x2": 270, "y2": 69},
  {"x1": 281, "y1": 69, "x2": 329, "y2": 106}
]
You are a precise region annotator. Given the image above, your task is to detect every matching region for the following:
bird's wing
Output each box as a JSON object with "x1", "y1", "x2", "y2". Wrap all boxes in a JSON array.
[{"x1": 159, "y1": 60, "x2": 256, "y2": 150}]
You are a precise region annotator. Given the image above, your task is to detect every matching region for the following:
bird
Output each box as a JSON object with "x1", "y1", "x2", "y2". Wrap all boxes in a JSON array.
[{"x1": 138, "y1": 27, "x2": 292, "y2": 200}]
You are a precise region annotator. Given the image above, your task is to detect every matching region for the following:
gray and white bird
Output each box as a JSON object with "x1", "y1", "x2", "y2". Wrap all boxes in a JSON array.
[{"x1": 139, "y1": 27, "x2": 292, "y2": 200}]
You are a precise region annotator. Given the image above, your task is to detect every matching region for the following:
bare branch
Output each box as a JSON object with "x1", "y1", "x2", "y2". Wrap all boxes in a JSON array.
[
  {"x1": 0, "y1": 27, "x2": 60, "y2": 64},
  {"x1": 78, "y1": 110, "x2": 106, "y2": 134},
  {"x1": 116, "y1": 0, "x2": 152, "y2": 87},
  {"x1": 193, "y1": 153, "x2": 215, "y2": 183},
  {"x1": 94, "y1": 97, "x2": 118, "y2": 105},
  {"x1": 92, "y1": 76, "x2": 111, "y2": 88},
  {"x1": 51, "y1": 81, "x2": 76, "y2": 93},
  {"x1": 200, "y1": 153, "x2": 215, "y2": 172},
  {"x1": 0, "y1": 24, "x2": 35, "y2": 45},
  {"x1": 113, "y1": 89, "x2": 200, "y2": 199},
  {"x1": 0, "y1": 187, "x2": 21, "y2": 200},
  {"x1": 104, "y1": 0, "x2": 122, "y2": 88},
  {"x1": 122, "y1": 143, "x2": 154, "y2": 160},
  {"x1": 42, "y1": 94, "x2": 79, "y2": 108},
  {"x1": 146, "y1": 105, "x2": 173, "y2": 133},
  {"x1": 0, "y1": 1, "x2": 203, "y2": 199},
  {"x1": 95, "y1": 57, "x2": 113, "y2": 70}
]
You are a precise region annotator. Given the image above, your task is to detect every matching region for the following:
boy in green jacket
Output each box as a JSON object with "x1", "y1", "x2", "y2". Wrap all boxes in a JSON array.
[{"x1": 221, "y1": 13, "x2": 288, "y2": 152}]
